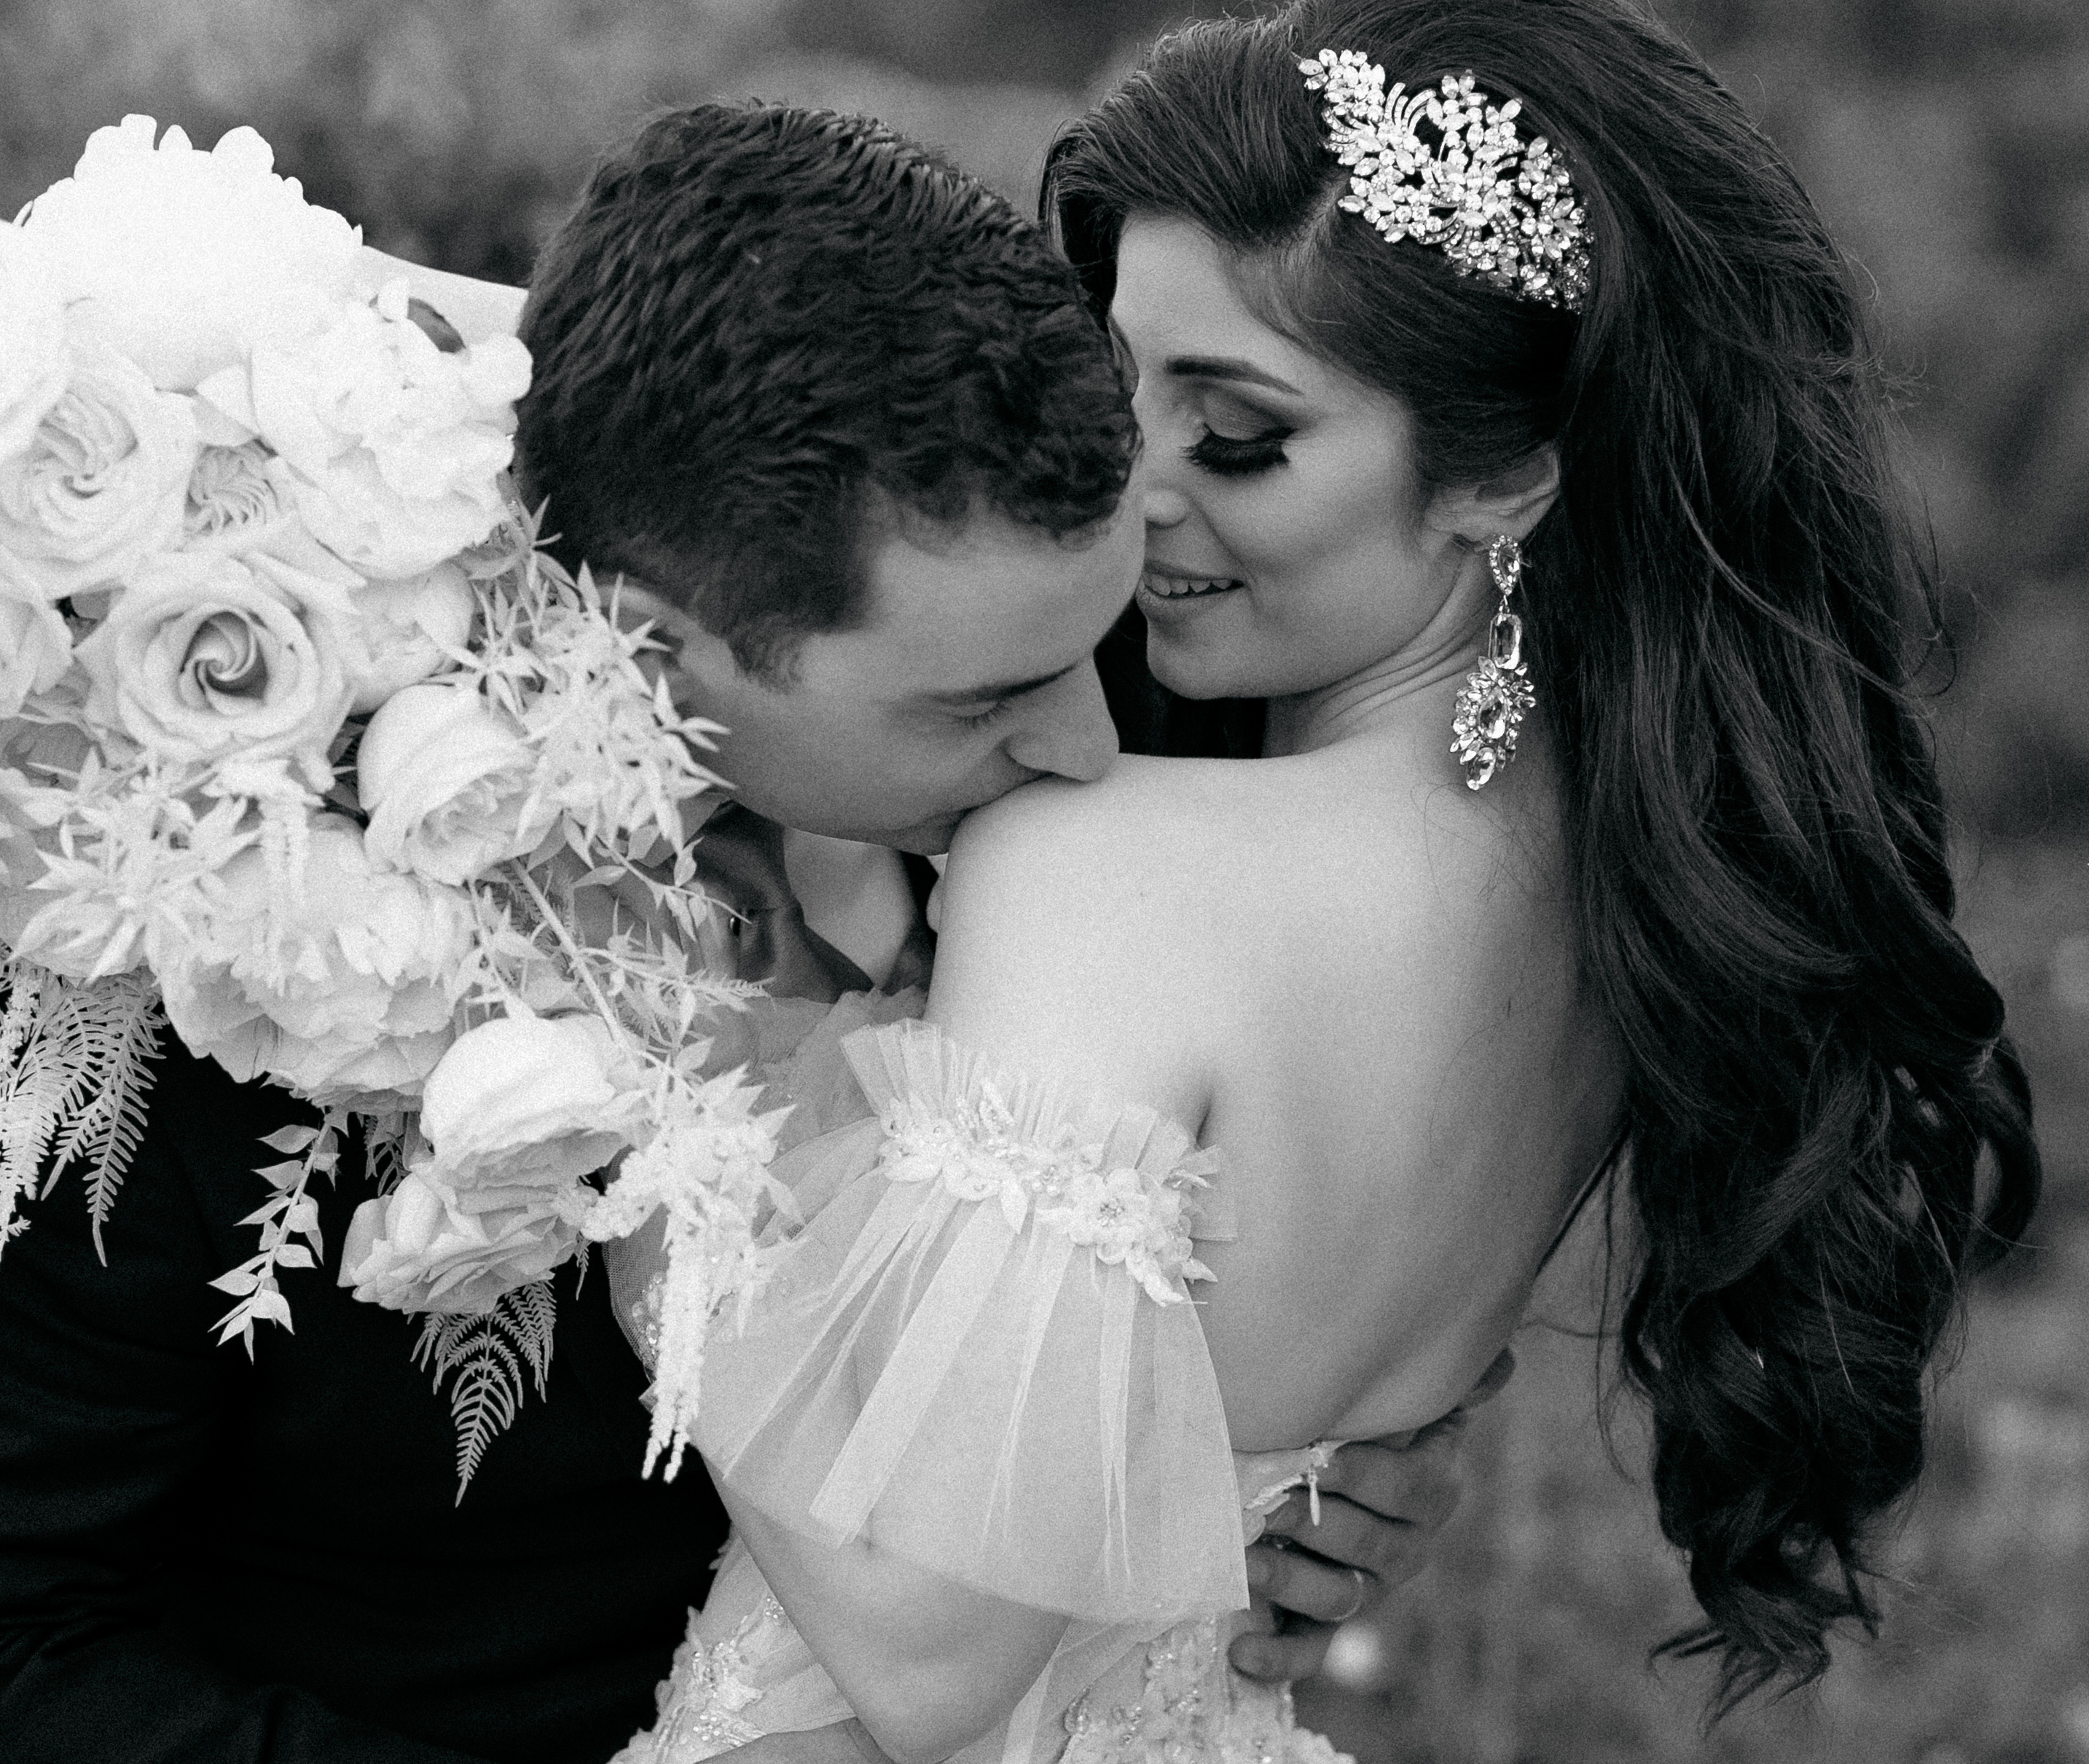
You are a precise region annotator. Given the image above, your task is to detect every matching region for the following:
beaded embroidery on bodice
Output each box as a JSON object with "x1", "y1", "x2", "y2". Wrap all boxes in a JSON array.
[
  {"x1": 619, "y1": 1593, "x2": 787, "y2": 1760},
  {"x1": 1059, "y1": 1617, "x2": 1351, "y2": 1764},
  {"x1": 612, "y1": 1449, "x2": 1357, "y2": 1764},
  {"x1": 614, "y1": 1545, "x2": 1357, "y2": 1764}
]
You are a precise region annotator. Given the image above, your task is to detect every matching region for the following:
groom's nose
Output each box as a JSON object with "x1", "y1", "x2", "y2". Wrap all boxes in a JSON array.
[{"x1": 1002, "y1": 661, "x2": 1117, "y2": 785}]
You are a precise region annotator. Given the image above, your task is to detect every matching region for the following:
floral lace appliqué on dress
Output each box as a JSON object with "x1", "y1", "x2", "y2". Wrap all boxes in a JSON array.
[{"x1": 870, "y1": 1066, "x2": 1214, "y2": 1305}]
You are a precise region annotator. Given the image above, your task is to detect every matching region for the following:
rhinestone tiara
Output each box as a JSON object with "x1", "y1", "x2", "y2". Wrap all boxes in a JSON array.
[{"x1": 1299, "y1": 48, "x2": 1591, "y2": 312}]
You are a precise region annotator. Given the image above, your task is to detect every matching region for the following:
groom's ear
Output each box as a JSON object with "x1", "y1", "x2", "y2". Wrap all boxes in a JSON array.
[
  {"x1": 611, "y1": 581, "x2": 785, "y2": 705},
  {"x1": 1423, "y1": 443, "x2": 1561, "y2": 544}
]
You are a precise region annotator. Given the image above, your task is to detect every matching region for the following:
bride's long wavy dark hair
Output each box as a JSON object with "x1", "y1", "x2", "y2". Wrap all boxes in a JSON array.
[{"x1": 1049, "y1": 0, "x2": 2039, "y2": 1707}]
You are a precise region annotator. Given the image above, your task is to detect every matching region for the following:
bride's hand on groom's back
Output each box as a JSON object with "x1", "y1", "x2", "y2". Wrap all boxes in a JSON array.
[{"x1": 1230, "y1": 1348, "x2": 1516, "y2": 1683}]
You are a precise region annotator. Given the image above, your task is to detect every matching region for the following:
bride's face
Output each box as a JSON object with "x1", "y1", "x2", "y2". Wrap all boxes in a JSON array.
[{"x1": 1113, "y1": 216, "x2": 1466, "y2": 702}]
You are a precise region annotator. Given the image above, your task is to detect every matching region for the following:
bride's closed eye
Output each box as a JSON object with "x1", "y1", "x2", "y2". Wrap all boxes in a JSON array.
[{"x1": 1185, "y1": 422, "x2": 1293, "y2": 477}]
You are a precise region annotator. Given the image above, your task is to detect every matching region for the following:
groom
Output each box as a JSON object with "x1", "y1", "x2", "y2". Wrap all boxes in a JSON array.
[{"x1": 0, "y1": 104, "x2": 1480, "y2": 1764}]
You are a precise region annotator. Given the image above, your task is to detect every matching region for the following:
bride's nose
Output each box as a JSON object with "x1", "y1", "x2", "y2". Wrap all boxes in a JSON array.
[{"x1": 1143, "y1": 484, "x2": 1192, "y2": 529}]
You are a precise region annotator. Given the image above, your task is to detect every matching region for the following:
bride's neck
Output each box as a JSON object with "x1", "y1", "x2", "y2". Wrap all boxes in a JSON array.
[
  {"x1": 1259, "y1": 543, "x2": 1503, "y2": 758},
  {"x1": 1261, "y1": 636, "x2": 1477, "y2": 757}
]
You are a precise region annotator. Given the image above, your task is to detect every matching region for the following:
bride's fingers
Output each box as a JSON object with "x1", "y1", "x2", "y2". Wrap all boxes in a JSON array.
[
  {"x1": 1301, "y1": 1429, "x2": 1467, "y2": 1540},
  {"x1": 1245, "y1": 1534, "x2": 1381, "y2": 1627},
  {"x1": 1228, "y1": 1610, "x2": 1335, "y2": 1684},
  {"x1": 1258, "y1": 1489, "x2": 1436, "y2": 1589}
]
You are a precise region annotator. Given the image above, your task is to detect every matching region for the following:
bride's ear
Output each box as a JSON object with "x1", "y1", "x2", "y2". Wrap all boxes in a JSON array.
[{"x1": 1423, "y1": 444, "x2": 1561, "y2": 545}]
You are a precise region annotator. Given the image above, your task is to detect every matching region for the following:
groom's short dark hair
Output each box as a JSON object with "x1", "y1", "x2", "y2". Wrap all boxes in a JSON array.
[{"x1": 517, "y1": 103, "x2": 1139, "y2": 682}]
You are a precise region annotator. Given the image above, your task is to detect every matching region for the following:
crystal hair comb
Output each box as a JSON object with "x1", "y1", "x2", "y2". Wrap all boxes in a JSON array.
[{"x1": 1300, "y1": 48, "x2": 1591, "y2": 312}]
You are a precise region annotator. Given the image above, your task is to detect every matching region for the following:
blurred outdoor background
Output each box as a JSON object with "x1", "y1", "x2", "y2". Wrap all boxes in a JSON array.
[{"x1": 0, "y1": 0, "x2": 2080, "y2": 1757}]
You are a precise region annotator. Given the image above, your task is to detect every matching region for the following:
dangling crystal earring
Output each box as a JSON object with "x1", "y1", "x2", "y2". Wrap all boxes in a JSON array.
[{"x1": 1451, "y1": 535, "x2": 1537, "y2": 791}]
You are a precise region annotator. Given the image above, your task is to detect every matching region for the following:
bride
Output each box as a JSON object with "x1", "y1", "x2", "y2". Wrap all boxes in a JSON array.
[{"x1": 603, "y1": 0, "x2": 2039, "y2": 1759}]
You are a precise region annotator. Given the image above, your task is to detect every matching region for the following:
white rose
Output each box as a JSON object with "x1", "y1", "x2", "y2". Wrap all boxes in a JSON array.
[
  {"x1": 181, "y1": 440, "x2": 295, "y2": 555},
  {"x1": 178, "y1": 439, "x2": 375, "y2": 590},
  {"x1": 21, "y1": 115, "x2": 362, "y2": 392},
  {"x1": 338, "y1": 1167, "x2": 580, "y2": 1317},
  {"x1": 0, "y1": 586, "x2": 71, "y2": 720},
  {"x1": 207, "y1": 290, "x2": 530, "y2": 580},
  {"x1": 0, "y1": 332, "x2": 198, "y2": 601},
  {"x1": 342, "y1": 561, "x2": 476, "y2": 713},
  {"x1": 147, "y1": 815, "x2": 473, "y2": 1110},
  {"x1": 73, "y1": 550, "x2": 355, "y2": 775},
  {"x1": 0, "y1": 224, "x2": 69, "y2": 463},
  {"x1": 358, "y1": 681, "x2": 553, "y2": 885},
  {"x1": 418, "y1": 1013, "x2": 632, "y2": 1186}
]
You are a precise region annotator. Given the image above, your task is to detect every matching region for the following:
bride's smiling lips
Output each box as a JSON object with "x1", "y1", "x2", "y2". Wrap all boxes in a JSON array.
[{"x1": 1137, "y1": 564, "x2": 1246, "y2": 612}]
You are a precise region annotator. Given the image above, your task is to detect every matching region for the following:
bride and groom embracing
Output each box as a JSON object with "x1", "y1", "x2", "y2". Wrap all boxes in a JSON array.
[{"x1": 0, "y1": 0, "x2": 2038, "y2": 1760}]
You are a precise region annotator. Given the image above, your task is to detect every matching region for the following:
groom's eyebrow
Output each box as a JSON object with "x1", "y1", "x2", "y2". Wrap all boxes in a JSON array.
[
  {"x1": 1165, "y1": 356, "x2": 1304, "y2": 396},
  {"x1": 933, "y1": 660, "x2": 1083, "y2": 707}
]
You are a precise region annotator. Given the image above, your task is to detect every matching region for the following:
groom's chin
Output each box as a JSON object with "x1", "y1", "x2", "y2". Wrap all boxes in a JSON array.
[{"x1": 885, "y1": 815, "x2": 964, "y2": 857}]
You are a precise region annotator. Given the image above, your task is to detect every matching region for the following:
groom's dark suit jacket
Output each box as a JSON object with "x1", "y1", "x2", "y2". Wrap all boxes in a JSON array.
[
  {"x1": 0, "y1": 1032, "x2": 730, "y2": 1764},
  {"x1": 0, "y1": 817, "x2": 938, "y2": 1764}
]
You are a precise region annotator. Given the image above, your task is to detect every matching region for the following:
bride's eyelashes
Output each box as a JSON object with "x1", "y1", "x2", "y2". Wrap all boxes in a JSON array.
[{"x1": 1185, "y1": 423, "x2": 1293, "y2": 477}]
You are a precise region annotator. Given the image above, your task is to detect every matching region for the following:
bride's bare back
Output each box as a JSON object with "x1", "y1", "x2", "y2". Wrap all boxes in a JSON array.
[{"x1": 928, "y1": 710, "x2": 1623, "y2": 1451}]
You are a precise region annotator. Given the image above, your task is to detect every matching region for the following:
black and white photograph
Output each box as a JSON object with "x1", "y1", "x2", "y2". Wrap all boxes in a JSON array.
[{"x1": 0, "y1": 1, "x2": 2078, "y2": 1760}]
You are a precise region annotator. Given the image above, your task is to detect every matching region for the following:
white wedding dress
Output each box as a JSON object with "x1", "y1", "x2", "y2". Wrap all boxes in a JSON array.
[{"x1": 608, "y1": 993, "x2": 1352, "y2": 1764}]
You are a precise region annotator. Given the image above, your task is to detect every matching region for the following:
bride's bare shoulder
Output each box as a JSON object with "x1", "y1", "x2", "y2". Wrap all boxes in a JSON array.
[
  {"x1": 928, "y1": 758, "x2": 1264, "y2": 1118},
  {"x1": 947, "y1": 744, "x2": 1551, "y2": 949},
  {"x1": 948, "y1": 754, "x2": 1239, "y2": 883}
]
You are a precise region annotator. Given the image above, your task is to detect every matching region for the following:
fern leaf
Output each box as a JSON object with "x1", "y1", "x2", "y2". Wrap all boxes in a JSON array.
[
  {"x1": 448, "y1": 1328, "x2": 524, "y2": 1500},
  {"x1": 493, "y1": 1279, "x2": 557, "y2": 1400},
  {"x1": 364, "y1": 1112, "x2": 410, "y2": 1196},
  {"x1": 1, "y1": 963, "x2": 166, "y2": 1262},
  {"x1": 410, "y1": 1282, "x2": 558, "y2": 1500},
  {"x1": 412, "y1": 1311, "x2": 477, "y2": 1381},
  {"x1": 73, "y1": 981, "x2": 164, "y2": 1262}
]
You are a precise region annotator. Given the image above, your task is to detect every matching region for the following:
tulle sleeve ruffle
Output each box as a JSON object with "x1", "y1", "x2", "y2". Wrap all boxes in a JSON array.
[{"x1": 691, "y1": 1017, "x2": 1249, "y2": 1627}]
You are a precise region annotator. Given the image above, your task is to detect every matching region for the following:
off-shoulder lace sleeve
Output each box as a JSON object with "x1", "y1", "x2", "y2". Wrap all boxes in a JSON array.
[{"x1": 689, "y1": 1018, "x2": 1248, "y2": 1627}]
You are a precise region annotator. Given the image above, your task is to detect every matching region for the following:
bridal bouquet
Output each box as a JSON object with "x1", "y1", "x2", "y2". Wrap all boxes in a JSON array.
[{"x1": 0, "y1": 117, "x2": 783, "y2": 1489}]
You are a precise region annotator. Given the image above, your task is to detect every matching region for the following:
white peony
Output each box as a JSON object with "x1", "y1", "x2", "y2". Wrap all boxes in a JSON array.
[
  {"x1": 358, "y1": 680, "x2": 554, "y2": 885},
  {"x1": 342, "y1": 561, "x2": 476, "y2": 713},
  {"x1": 0, "y1": 224, "x2": 70, "y2": 463},
  {"x1": 335, "y1": 1013, "x2": 634, "y2": 1315},
  {"x1": 148, "y1": 815, "x2": 474, "y2": 1110},
  {"x1": 21, "y1": 115, "x2": 363, "y2": 393},
  {"x1": 417, "y1": 1013, "x2": 632, "y2": 1183},
  {"x1": 0, "y1": 332, "x2": 198, "y2": 601},
  {"x1": 72, "y1": 550, "x2": 356, "y2": 777},
  {"x1": 337, "y1": 1167, "x2": 582, "y2": 1317},
  {"x1": 200, "y1": 286, "x2": 531, "y2": 579},
  {"x1": 0, "y1": 584, "x2": 72, "y2": 720}
]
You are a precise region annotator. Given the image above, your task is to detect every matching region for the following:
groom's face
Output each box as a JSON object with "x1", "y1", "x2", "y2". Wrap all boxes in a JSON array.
[{"x1": 627, "y1": 504, "x2": 1140, "y2": 852}]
